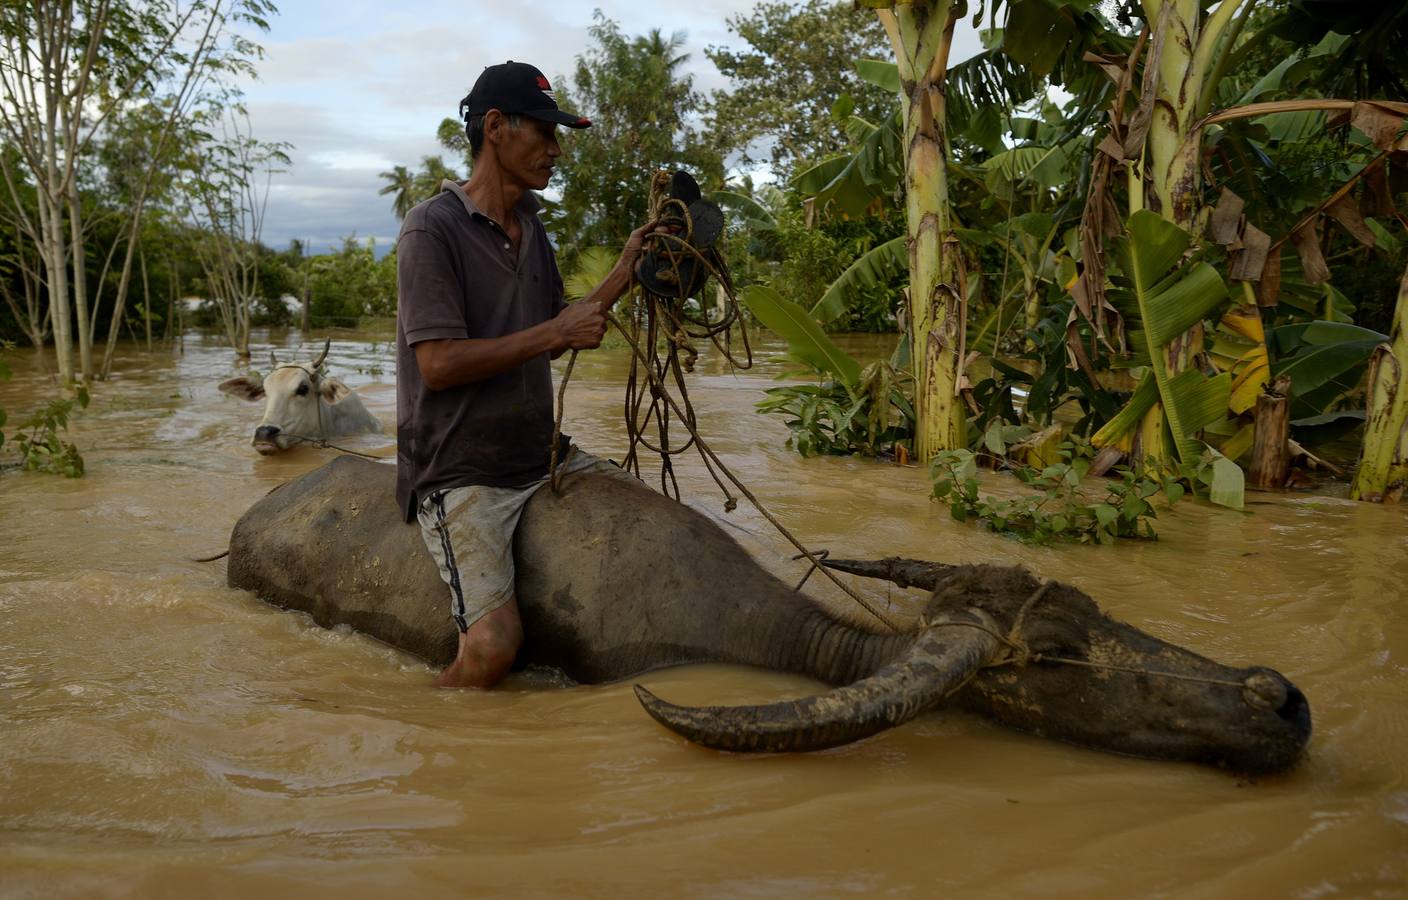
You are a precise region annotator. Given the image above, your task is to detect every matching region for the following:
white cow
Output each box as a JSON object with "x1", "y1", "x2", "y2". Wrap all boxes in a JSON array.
[{"x1": 219, "y1": 340, "x2": 383, "y2": 454}]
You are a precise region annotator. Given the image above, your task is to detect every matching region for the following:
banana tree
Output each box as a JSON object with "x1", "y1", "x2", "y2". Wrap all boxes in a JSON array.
[
  {"x1": 1351, "y1": 263, "x2": 1408, "y2": 502},
  {"x1": 1092, "y1": 210, "x2": 1244, "y2": 506},
  {"x1": 854, "y1": 0, "x2": 967, "y2": 459}
]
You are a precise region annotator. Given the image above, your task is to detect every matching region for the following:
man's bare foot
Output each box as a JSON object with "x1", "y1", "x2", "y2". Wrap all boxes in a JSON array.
[{"x1": 435, "y1": 602, "x2": 522, "y2": 689}]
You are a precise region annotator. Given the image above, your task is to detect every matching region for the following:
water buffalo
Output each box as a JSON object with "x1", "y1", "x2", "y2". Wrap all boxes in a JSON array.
[
  {"x1": 227, "y1": 456, "x2": 1311, "y2": 774},
  {"x1": 218, "y1": 340, "x2": 382, "y2": 454}
]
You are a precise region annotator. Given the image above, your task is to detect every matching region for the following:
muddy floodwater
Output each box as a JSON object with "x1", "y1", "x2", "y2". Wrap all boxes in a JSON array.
[{"x1": 2, "y1": 328, "x2": 1406, "y2": 898}]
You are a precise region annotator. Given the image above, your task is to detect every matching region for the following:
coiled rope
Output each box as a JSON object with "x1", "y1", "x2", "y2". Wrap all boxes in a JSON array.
[{"x1": 548, "y1": 186, "x2": 899, "y2": 632}]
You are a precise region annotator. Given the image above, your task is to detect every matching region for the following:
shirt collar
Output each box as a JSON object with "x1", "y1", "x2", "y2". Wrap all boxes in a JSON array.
[{"x1": 439, "y1": 179, "x2": 541, "y2": 222}]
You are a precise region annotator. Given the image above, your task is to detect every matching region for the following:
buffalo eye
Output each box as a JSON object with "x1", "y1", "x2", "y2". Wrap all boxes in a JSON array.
[{"x1": 295, "y1": 383, "x2": 309, "y2": 397}]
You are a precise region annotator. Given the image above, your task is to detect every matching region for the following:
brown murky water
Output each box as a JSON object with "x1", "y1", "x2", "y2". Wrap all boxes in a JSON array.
[{"x1": 2, "y1": 329, "x2": 1406, "y2": 898}]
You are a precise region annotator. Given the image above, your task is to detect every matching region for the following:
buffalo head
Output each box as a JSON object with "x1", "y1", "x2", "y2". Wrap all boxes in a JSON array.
[{"x1": 637, "y1": 563, "x2": 1311, "y2": 774}]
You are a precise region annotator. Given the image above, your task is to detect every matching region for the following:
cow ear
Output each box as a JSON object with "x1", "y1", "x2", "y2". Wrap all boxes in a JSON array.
[
  {"x1": 218, "y1": 376, "x2": 265, "y2": 401},
  {"x1": 318, "y1": 378, "x2": 352, "y2": 404}
]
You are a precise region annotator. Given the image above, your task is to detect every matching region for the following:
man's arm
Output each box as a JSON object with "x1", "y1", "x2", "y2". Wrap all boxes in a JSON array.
[
  {"x1": 414, "y1": 302, "x2": 604, "y2": 390},
  {"x1": 415, "y1": 218, "x2": 663, "y2": 391},
  {"x1": 583, "y1": 218, "x2": 662, "y2": 313}
]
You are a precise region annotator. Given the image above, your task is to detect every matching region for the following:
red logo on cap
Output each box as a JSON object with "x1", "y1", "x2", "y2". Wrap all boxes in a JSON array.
[{"x1": 536, "y1": 75, "x2": 551, "y2": 90}]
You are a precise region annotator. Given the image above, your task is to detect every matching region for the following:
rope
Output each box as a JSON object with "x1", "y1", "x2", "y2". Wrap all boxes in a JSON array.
[
  {"x1": 606, "y1": 308, "x2": 900, "y2": 632},
  {"x1": 546, "y1": 178, "x2": 900, "y2": 628},
  {"x1": 916, "y1": 579, "x2": 1250, "y2": 690}
]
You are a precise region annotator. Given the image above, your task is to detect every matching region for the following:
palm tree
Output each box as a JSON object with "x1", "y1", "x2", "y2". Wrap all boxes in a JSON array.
[{"x1": 377, "y1": 165, "x2": 416, "y2": 221}]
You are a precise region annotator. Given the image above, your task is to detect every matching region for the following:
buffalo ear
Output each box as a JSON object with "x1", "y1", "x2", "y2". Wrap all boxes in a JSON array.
[
  {"x1": 218, "y1": 376, "x2": 265, "y2": 401},
  {"x1": 318, "y1": 378, "x2": 352, "y2": 404}
]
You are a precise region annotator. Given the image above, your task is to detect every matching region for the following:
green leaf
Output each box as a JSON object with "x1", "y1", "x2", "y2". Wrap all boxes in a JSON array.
[
  {"x1": 563, "y1": 247, "x2": 618, "y2": 301},
  {"x1": 1272, "y1": 339, "x2": 1382, "y2": 399},
  {"x1": 791, "y1": 156, "x2": 850, "y2": 197},
  {"x1": 741, "y1": 285, "x2": 862, "y2": 388},
  {"x1": 706, "y1": 191, "x2": 777, "y2": 231},
  {"x1": 1207, "y1": 448, "x2": 1245, "y2": 510},
  {"x1": 854, "y1": 58, "x2": 900, "y2": 93},
  {"x1": 1094, "y1": 503, "x2": 1118, "y2": 527},
  {"x1": 811, "y1": 236, "x2": 906, "y2": 325},
  {"x1": 1113, "y1": 211, "x2": 1233, "y2": 465},
  {"x1": 1092, "y1": 371, "x2": 1159, "y2": 449}
]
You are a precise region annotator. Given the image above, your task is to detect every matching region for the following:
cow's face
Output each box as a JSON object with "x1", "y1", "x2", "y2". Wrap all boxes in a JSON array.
[{"x1": 218, "y1": 366, "x2": 351, "y2": 454}]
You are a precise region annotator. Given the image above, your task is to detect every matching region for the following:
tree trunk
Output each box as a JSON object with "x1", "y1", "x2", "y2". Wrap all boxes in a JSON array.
[
  {"x1": 1249, "y1": 375, "x2": 1291, "y2": 490},
  {"x1": 40, "y1": 195, "x2": 74, "y2": 383},
  {"x1": 141, "y1": 243, "x2": 152, "y2": 352},
  {"x1": 878, "y1": 0, "x2": 964, "y2": 460},
  {"x1": 1350, "y1": 263, "x2": 1408, "y2": 502},
  {"x1": 67, "y1": 178, "x2": 93, "y2": 381}
]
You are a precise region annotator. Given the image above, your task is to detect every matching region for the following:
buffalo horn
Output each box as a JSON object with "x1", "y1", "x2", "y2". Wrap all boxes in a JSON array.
[{"x1": 634, "y1": 608, "x2": 1001, "y2": 753}]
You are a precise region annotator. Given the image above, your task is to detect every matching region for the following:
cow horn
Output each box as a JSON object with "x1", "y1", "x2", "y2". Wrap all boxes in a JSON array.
[
  {"x1": 634, "y1": 608, "x2": 1001, "y2": 753},
  {"x1": 269, "y1": 350, "x2": 279, "y2": 369},
  {"x1": 311, "y1": 338, "x2": 330, "y2": 370}
]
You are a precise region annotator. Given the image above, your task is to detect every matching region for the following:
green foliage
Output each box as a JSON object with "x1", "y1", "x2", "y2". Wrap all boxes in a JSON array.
[
  {"x1": 758, "y1": 362, "x2": 914, "y2": 457},
  {"x1": 1270, "y1": 320, "x2": 1387, "y2": 421},
  {"x1": 972, "y1": 299, "x2": 1121, "y2": 439},
  {"x1": 761, "y1": 201, "x2": 906, "y2": 332},
  {"x1": 307, "y1": 238, "x2": 397, "y2": 323},
  {"x1": 704, "y1": 0, "x2": 895, "y2": 180},
  {"x1": 929, "y1": 443, "x2": 1187, "y2": 545},
  {"x1": 549, "y1": 14, "x2": 723, "y2": 267},
  {"x1": 378, "y1": 156, "x2": 462, "y2": 222},
  {"x1": 563, "y1": 247, "x2": 619, "y2": 301},
  {"x1": 3, "y1": 384, "x2": 89, "y2": 478},
  {"x1": 740, "y1": 284, "x2": 861, "y2": 386}
]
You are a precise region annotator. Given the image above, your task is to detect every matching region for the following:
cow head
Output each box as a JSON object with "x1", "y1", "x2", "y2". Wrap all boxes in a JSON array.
[{"x1": 218, "y1": 340, "x2": 352, "y2": 454}]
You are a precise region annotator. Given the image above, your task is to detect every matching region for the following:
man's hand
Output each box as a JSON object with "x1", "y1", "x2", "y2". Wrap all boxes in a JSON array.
[
  {"x1": 579, "y1": 217, "x2": 682, "y2": 317},
  {"x1": 618, "y1": 218, "x2": 662, "y2": 269},
  {"x1": 553, "y1": 298, "x2": 607, "y2": 352}
]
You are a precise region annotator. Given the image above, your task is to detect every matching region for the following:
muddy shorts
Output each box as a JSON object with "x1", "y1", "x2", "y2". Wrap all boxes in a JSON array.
[{"x1": 416, "y1": 449, "x2": 634, "y2": 632}]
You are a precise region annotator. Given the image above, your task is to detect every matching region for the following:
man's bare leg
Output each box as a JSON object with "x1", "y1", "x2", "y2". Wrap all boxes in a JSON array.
[{"x1": 436, "y1": 598, "x2": 524, "y2": 689}]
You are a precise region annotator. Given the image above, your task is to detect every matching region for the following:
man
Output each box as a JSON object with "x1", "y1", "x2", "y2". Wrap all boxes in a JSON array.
[{"x1": 395, "y1": 61, "x2": 655, "y2": 689}]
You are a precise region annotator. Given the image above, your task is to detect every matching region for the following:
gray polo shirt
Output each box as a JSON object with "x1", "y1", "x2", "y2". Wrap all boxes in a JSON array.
[{"x1": 395, "y1": 180, "x2": 567, "y2": 522}]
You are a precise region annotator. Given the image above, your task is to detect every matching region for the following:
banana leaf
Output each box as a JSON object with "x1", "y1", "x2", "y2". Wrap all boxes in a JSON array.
[
  {"x1": 810, "y1": 236, "x2": 906, "y2": 326},
  {"x1": 742, "y1": 285, "x2": 862, "y2": 388},
  {"x1": 854, "y1": 58, "x2": 900, "y2": 93},
  {"x1": 707, "y1": 190, "x2": 776, "y2": 231},
  {"x1": 1101, "y1": 211, "x2": 1238, "y2": 504}
]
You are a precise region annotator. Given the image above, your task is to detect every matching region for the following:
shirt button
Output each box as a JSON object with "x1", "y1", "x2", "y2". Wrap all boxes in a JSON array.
[{"x1": 503, "y1": 243, "x2": 510, "y2": 250}]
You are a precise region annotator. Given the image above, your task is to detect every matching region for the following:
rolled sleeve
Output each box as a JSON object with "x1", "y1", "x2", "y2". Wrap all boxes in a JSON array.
[{"x1": 398, "y1": 227, "x2": 469, "y2": 345}]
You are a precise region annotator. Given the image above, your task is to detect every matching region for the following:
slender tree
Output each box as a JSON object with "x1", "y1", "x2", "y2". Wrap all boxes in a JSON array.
[{"x1": 0, "y1": 0, "x2": 276, "y2": 382}]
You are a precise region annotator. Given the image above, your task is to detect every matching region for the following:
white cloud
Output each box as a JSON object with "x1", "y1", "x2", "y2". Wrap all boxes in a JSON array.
[{"x1": 236, "y1": 1, "x2": 988, "y2": 255}]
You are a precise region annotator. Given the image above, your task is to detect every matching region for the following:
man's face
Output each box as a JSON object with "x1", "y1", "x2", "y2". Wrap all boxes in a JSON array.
[{"x1": 494, "y1": 113, "x2": 561, "y2": 191}]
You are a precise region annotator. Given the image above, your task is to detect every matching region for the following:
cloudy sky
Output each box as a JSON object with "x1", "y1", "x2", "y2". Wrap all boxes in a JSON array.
[{"x1": 235, "y1": 1, "x2": 984, "y2": 255}]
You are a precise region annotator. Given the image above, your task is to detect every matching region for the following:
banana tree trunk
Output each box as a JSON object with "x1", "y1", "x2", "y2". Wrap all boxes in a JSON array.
[
  {"x1": 1350, "y1": 263, "x2": 1408, "y2": 502},
  {"x1": 1132, "y1": 0, "x2": 1248, "y2": 468},
  {"x1": 876, "y1": 0, "x2": 964, "y2": 459}
]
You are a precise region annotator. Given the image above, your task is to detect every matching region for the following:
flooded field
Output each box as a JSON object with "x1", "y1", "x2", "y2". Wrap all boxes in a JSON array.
[{"x1": 1, "y1": 329, "x2": 1405, "y2": 897}]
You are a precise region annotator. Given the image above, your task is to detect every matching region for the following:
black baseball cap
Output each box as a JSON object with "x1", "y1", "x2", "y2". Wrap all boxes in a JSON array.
[{"x1": 460, "y1": 61, "x2": 591, "y2": 129}]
